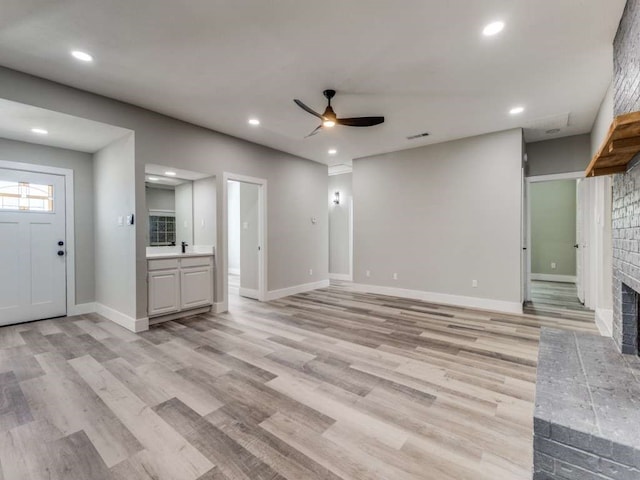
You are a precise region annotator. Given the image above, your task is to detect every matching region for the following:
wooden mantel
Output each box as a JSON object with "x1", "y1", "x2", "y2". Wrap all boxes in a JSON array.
[{"x1": 585, "y1": 112, "x2": 640, "y2": 177}]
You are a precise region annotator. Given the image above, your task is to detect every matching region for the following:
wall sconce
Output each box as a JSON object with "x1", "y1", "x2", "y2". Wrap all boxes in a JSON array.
[{"x1": 333, "y1": 191, "x2": 340, "y2": 205}]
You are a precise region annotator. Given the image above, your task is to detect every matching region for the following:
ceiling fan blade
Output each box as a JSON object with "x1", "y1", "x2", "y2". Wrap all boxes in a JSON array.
[
  {"x1": 305, "y1": 125, "x2": 323, "y2": 138},
  {"x1": 294, "y1": 99, "x2": 323, "y2": 119},
  {"x1": 337, "y1": 116, "x2": 385, "y2": 127}
]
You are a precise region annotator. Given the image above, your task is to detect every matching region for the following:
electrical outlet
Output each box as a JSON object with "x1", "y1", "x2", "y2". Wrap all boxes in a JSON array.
[
  {"x1": 366, "y1": 270, "x2": 371, "y2": 277},
  {"x1": 309, "y1": 269, "x2": 313, "y2": 276},
  {"x1": 472, "y1": 280, "x2": 478, "y2": 288},
  {"x1": 393, "y1": 273, "x2": 398, "y2": 280},
  {"x1": 551, "y1": 262, "x2": 557, "y2": 269}
]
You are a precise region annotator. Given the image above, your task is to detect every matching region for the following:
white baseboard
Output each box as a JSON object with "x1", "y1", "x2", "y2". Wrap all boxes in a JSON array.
[
  {"x1": 348, "y1": 283, "x2": 523, "y2": 315},
  {"x1": 94, "y1": 303, "x2": 149, "y2": 333},
  {"x1": 228, "y1": 268, "x2": 240, "y2": 276},
  {"x1": 529, "y1": 274, "x2": 577, "y2": 283},
  {"x1": 67, "y1": 302, "x2": 96, "y2": 316},
  {"x1": 266, "y1": 279, "x2": 330, "y2": 301},
  {"x1": 213, "y1": 301, "x2": 228, "y2": 314},
  {"x1": 595, "y1": 308, "x2": 613, "y2": 337},
  {"x1": 239, "y1": 288, "x2": 259, "y2": 300},
  {"x1": 329, "y1": 273, "x2": 353, "y2": 282}
]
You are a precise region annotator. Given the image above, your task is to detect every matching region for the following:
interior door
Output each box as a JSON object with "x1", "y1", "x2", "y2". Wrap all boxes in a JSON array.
[
  {"x1": 0, "y1": 168, "x2": 66, "y2": 325},
  {"x1": 576, "y1": 179, "x2": 585, "y2": 304}
]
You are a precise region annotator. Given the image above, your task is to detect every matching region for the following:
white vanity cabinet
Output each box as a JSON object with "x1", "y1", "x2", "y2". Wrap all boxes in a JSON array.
[{"x1": 147, "y1": 255, "x2": 213, "y2": 319}]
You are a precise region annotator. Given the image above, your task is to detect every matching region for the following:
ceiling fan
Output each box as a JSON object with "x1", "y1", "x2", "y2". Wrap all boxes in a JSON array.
[{"x1": 294, "y1": 89, "x2": 384, "y2": 137}]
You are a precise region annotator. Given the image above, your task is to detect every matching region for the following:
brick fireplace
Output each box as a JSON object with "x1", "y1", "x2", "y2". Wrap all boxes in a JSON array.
[{"x1": 612, "y1": 0, "x2": 640, "y2": 355}]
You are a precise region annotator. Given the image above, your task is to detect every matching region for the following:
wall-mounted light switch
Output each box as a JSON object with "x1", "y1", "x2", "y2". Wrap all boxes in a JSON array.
[
  {"x1": 117, "y1": 216, "x2": 124, "y2": 226},
  {"x1": 551, "y1": 262, "x2": 557, "y2": 269}
]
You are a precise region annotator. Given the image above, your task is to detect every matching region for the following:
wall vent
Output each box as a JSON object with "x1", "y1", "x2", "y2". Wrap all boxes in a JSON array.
[{"x1": 406, "y1": 132, "x2": 430, "y2": 140}]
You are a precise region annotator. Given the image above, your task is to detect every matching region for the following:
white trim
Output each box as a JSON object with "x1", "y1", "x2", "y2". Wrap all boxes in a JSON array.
[
  {"x1": 228, "y1": 267, "x2": 240, "y2": 276},
  {"x1": 95, "y1": 303, "x2": 149, "y2": 332},
  {"x1": 529, "y1": 274, "x2": 577, "y2": 283},
  {"x1": 0, "y1": 160, "x2": 76, "y2": 317},
  {"x1": 213, "y1": 301, "x2": 228, "y2": 314},
  {"x1": 329, "y1": 273, "x2": 353, "y2": 281},
  {"x1": 526, "y1": 171, "x2": 585, "y2": 183},
  {"x1": 348, "y1": 283, "x2": 523, "y2": 315},
  {"x1": 595, "y1": 308, "x2": 613, "y2": 337},
  {"x1": 328, "y1": 165, "x2": 352, "y2": 176},
  {"x1": 239, "y1": 287, "x2": 259, "y2": 299},
  {"x1": 265, "y1": 279, "x2": 330, "y2": 301},
  {"x1": 67, "y1": 302, "x2": 96, "y2": 316},
  {"x1": 222, "y1": 173, "x2": 268, "y2": 308}
]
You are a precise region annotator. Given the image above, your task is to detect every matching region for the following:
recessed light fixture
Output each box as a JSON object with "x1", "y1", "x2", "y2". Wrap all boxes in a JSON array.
[
  {"x1": 328, "y1": 149, "x2": 337, "y2": 155},
  {"x1": 509, "y1": 106, "x2": 525, "y2": 115},
  {"x1": 148, "y1": 176, "x2": 159, "y2": 181},
  {"x1": 31, "y1": 128, "x2": 48, "y2": 135},
  {"x1": 164, "y1": 171, "x2": 177, "y2": 176},
  {"x1": 483, "y1": 21, "x2": 505, "y2": 36},
  {"x1": 248, "y1": 118, "x2": 260, "y2": 126},
  {"x1": 71, "y1": 50, "x2": 93, "y2": 62}
]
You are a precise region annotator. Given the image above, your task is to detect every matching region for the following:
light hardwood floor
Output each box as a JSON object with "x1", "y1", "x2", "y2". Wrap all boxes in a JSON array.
[
  {"x1": 0, "y1": 283, "x2": 598, "y2": 480},
  {"x1": 524, "y1": 280, "x2": 595, "y2": 322}
]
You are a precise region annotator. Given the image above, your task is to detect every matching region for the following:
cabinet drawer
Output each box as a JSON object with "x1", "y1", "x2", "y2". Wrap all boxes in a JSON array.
[
  {"x1": 148, "y1": 258, "x2": 179, "y2": 271},
  {"x1": 180, "y1": 256, "x2": 213, "y2": 268}
]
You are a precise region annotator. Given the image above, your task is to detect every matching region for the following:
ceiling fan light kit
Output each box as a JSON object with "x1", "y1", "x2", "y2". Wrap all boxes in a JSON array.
[{"x1": 294, "y1": 89, "x2": 384, "y2": 137}]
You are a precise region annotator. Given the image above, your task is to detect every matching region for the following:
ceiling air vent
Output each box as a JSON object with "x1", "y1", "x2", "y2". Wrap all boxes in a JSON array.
[{"x1": 407, "y1": 132, "x2": 430, "y2": 140}]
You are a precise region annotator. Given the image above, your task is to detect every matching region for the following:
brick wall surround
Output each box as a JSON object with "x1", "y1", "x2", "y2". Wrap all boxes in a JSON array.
[{"x1": 612, "y1": 0, "x2": 640, "y2": 353}]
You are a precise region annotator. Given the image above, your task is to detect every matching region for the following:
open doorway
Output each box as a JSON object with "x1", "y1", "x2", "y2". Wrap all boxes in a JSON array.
[
  {"x1": 524, "y1": 173, "x2": 592, "y2": 318},
  {"x1": 224, "y1": 174, "x2": 266, "y2": 308}
]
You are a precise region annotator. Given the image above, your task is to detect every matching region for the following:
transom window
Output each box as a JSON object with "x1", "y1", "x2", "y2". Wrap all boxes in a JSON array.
[{"x1": 0, "y1": 180, "x2": 54, "y2": 212}]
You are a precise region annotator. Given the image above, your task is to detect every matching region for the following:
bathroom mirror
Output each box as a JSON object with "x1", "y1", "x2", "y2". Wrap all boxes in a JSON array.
[{"x1": 145, "y1": 165, "x2": 216, "y2": 249}]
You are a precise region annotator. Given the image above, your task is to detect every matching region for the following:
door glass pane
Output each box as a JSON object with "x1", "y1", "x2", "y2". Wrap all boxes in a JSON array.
[{"x1": 0, "y1": 181, "x2": 54, "y2": 212}]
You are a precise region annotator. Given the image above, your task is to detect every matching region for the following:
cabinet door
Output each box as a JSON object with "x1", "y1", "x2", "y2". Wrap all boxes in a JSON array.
[
  {"x1": 180, "y1": 267, "x2": 213, "y2": 310},
  {"x1": 148, "y1": 270, "x2": 180, "y2": 316}
]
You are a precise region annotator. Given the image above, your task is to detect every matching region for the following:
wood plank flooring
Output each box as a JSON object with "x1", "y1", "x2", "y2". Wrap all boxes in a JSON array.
[
  {"x1": 523, "y1": 280, "x2": 595, "y2": 322},
  {"x1": 0, "y1": 283, "x2": 598, "y2": 480}
]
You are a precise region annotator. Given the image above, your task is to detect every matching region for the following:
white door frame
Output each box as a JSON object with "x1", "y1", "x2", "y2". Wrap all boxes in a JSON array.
[
  {"x1": 221, "y1": 172, "x2": 267, "y2": 307},
  {"x1": 0, "y1": 160, "x2": 77, "y2": 315},
  {"x1": 524, "y1": 171, "x2": 584, "y2": 302}
]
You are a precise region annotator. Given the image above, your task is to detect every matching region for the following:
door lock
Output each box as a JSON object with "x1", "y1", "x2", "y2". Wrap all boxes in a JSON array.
[
  {"x1": 57, "y1": 250, "x2": 65, "y2": 256},
  {"x1": 58, "y1": 241, "x2": 64, "y2": 246}
]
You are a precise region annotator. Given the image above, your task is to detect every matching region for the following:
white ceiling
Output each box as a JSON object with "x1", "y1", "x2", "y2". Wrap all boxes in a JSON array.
[
  {"x1": 0, "y1": 99, "x2": 131, "y2": 152},
  {"x1": 0, "y1": 0, "x2": 626, "y2": 165}
]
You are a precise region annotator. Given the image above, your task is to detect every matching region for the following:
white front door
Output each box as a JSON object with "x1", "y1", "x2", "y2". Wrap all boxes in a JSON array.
[{"x1": 0, "y1": 168, "x2": 66, "y2": 325}]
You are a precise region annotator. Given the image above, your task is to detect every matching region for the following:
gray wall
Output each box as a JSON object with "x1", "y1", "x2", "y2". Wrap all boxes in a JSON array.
[
  {"x1": 227, "y1": 180, "x2": 240, "y2": 273},
  {"x1": 329, "y1": 173, "x2": 352, "y2": 276},
  {"x1": 526, "y1": 134, "x2": 591, "y2": 177},
  {"x1": 0, "y1": 137, "x2": 95, "y2": 305},
  {"x1": 530, "y1": 180, "x2": 577, "y2": 276},
  {"x1": 93, "y1": 134, "x2": 136, "y2": 318},
  {"x1": 145, "y1": 187, "x2": 175, "y2": 212},
  {"x1": 591, "y1": 83, "x2": 614, "y2": 157},
  {"x1": 0, "y1": 66, "x2": 328, "y2": 318},
  {"x1": 353, "y1": 129, "x2": 523, "y2": 304},
  {"x1": 193, "y1": 176, "x2": 216, "y2": 247},
  {"x1": 240, "y1": 182, "x2": 259, "y2": 291},
  {"x1": 174, "y1": 182, "x2": 193, "y2": 246}
]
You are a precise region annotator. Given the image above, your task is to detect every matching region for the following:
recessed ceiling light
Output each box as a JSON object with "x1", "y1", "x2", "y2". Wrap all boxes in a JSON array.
[
  {"x1": 31, "y1": 128, "x2": 48, "y2": 135},
  {"x1": 328, "y1": 149, "x2": 337, "y2": 155},
  {"x1": 164, "y1": 171, "x2": 177, "y2": 176},
  {"x1": 148, "y1": 176, "x2": 159, "y2": 181},
  {"x1": 71, "y1": 50, "x2": 93, "y2": 62},
  {"x1": 248, "y1": 118, "x2": 260, "y2": 126},
  {"x1": 509, "y1": 106, "x2": 525, "y2": 115},
  {"x1": 483, "y1": 21, "x2": 505, "y2": 36}
]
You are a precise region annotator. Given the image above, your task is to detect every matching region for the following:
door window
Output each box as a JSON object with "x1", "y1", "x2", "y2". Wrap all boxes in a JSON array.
[{"x1": 0, "y1": 180, "x2": 54, "y2": 212}]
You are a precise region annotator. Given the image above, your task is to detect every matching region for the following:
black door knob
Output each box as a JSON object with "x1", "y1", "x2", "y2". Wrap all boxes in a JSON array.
[
  {"x1": 58, "y1": 241, "x2": 64, "y2": 246},
  {"x1": 57, "y1": 250, "x2": 65, "y2": 256}
]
